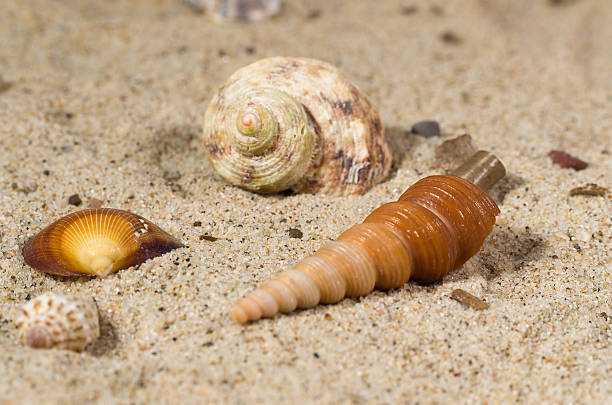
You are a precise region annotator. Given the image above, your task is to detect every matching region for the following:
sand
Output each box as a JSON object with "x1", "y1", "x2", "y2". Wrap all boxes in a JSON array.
[{"x1": 0, "y1": 0, "x2": 610, "y2": 403}]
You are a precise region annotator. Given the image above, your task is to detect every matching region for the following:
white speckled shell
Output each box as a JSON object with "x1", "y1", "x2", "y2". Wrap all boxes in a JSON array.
[
  {"x1": 16, "y1": 293, "x2": 100, "y2": 351},
  {"x1": 203, "y1": 57, "x2": 392, "y2": 195}
]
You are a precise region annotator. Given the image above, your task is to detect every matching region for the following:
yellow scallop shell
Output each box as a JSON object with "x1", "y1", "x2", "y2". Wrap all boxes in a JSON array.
[{"x1": 22, "y1": 208, "x2": 183, "y2": 277}]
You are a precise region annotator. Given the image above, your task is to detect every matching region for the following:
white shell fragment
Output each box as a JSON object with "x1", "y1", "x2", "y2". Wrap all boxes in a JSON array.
[
  {"x1": 16, "y1": 293, "x2": 100, "y2": 351},
  {"x1": 182, "y1": 0, "x2": 281, "y2": 22}
]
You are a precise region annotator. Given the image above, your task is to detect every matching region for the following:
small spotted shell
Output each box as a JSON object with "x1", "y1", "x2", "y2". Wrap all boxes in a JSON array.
[
  {"x1": 16, "y1": 293, "x2": 100, "y2": 351},
  {"x1": 230, "y1": 175, "x2": 500, "y2": 323},
  {"x1": 22, "y1": 208, "x2": 183, "y2": 277},
  {"x1": 203, "y1": 57, "x2": 392, "y2": 195}
]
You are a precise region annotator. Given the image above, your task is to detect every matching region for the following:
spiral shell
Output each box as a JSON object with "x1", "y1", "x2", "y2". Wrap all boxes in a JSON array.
[
  {"x1": 203, "y1": 57, "x2": 392, "y2": 195},
  {"x1": 16, "y1": 293, "x2": 100, "y2": 351},
  {"x1": 230, "y1": 175, "x2": 500, "y2": 323},
  {"x1": 22, "y1": 208, "x2": 183, "y2": 277}
]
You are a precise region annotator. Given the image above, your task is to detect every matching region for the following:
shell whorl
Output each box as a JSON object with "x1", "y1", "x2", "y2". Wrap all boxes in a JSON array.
[
  {"x1": 204, "y1": 87, "x2": 319, "y2": 193},
  {"x1": 230, "y1": 175, "x2": 500, "y2": 323},
  {"x1": 16, "y1": 293, "x2": 100, "y2": 351},
  {"x1": 203, "y1": 57, "x2": 392, "y2": 195}
]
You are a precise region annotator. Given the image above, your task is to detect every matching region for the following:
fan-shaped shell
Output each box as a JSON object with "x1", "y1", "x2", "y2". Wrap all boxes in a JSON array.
[
  {"x1": 203, "y1": 56, "x2": 392, "y2": 195},
  {"x1": 22, "y1": 208, "x2": 183, "y2": 277},
  {"x1": 16, "y1": 293, "x2": 100, "y2": 351},
  {"x1": 230, "y1": 175, "x2": 500, "y2": 323}
]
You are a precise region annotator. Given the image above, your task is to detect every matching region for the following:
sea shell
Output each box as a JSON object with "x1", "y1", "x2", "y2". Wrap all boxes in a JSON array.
[
  {"x1": 22, "y1": 208, "x2": 183, "y2": 277},
  {"x1": 230, "y1": 174, "x2": 500, "y2": 323},
  {"x1": 203, "y1": 57, "x2": 392, "y2": 195},
  {"x1": 182, "y1": 0, "x2": 281, "y2": 22},
  {"x1": 16, "y1": 293, "x2": 100, "y2": 351}
]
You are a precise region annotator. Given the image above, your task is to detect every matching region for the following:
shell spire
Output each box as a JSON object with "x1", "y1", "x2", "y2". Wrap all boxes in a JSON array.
[
  {"x1": 230, "y1": 175, "x2": 500, "y2": 324},
  {"x1": 203, "y1": 57, "x2": 392, "y2": 195},
  {"x1": 22, "y1": 208, "x2": 183, "y2": 277}
]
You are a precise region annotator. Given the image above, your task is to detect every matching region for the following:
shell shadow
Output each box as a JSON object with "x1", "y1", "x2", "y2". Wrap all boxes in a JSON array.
[
  {"x1": 488, "y1": 172, "x2": 525, "y2": 205},
  {"x1": 478, "y1": 226, "x2": 547, "y2": 281},
  {"x1": 87, "y1": 307, "x2": 118, "y2": 356},
  {"x1": 384, "y1": 126, "x2": 423, "y2": 181},
  {"x1": 146, "y1": 124, "x2": 209, "y2": 198}
]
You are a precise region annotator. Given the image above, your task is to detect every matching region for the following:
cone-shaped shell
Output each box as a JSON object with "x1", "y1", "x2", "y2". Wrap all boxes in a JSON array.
[
  {"x1": 230, "y1": 175, "x2": 500, "y2": 323},
  {"x1": 22, "y1": 208, "x2": 183, "y2": 277},
  {"x1": 16, "y1": 293, "x2": 100, "y2": 351},
  {"x1": 203, "y1": 56, "x2": 392, "y2": 195}
]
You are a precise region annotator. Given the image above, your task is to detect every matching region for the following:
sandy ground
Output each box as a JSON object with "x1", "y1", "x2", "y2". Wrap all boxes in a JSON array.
[{"x1": 0, "y1": 0, "x2": 610, "y2": 403}]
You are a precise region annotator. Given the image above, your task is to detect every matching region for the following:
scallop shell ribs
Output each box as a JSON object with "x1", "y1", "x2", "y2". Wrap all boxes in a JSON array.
[
  {"x1": 203, "y1": 57, "x2": 392, "y2": 195},
  {"x1": 230, "y1": 175, "x2": 500, "y2": 323},
  {"x1": 16, "y1": 293, "x2": 100, "y2": 351},
  {"x1": 22, "y1": 208, "x2": 183, "y2": 277}
]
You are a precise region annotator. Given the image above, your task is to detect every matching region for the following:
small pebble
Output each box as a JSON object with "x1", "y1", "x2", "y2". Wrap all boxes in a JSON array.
[
  {"x1": 495, "y1": 216, "x2": 508, "y2": 226},
  {"x1": 430, "y1": 5, "x2": 444, "y2": 15},
  {"x1": 306, "y1": 9, "x2": 321, "y2": 20},
  {"x1": 440, "y1": 30, "x2": 462, "y2": 45},
  {"x1": 288, "y1": 228, "x2": 303, "y2": 239},
  {"x1": 400, "y1": 5, "x2": 418, "y2": 15},
  {"x1": 88, "y1": 198, "x2": 104, "y2": 209},
  {"x1": 434, "y1": 134, "x2": 477, "y2": 171},
  {"x1": 549, "y1": 0, "x2": 578, "y2": 6},
  {"x1": 548, "y1": 150, "x2": 588, "y2": 171},
  {"x1": 569, "y1": 183, "x2": 608, "y2": 196},
  {"x1": 450, "y1": 289, "x2": 489, "y2": 310},
  {"x1": 68, "y1": 194, "x2": 82, "y2": 206},
  {"x1": 193, "y1": 221, "x2": 202, "y2": 227},
  {"x1": 0, "y1": 75, "x2": 11, "y2": 93},
  {"x1": 411, "y1": 120, "x2": 441, "y2": 138},
  {"x1": 12, "y1": 180, "x2": 38, "y2": 194},
  {"x1": 200, "y1": 234, "x2": 219, "y2": 242}
]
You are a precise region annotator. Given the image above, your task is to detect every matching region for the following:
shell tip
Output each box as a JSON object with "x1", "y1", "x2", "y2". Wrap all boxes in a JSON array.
[{"x1": 229, "y1": 305, "x2": 248, "y2": 324}]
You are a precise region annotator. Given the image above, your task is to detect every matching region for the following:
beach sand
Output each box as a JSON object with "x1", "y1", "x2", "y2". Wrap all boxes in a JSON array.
[{"x1": 0, "y1": 0, "x2": 610, "y2": 403}]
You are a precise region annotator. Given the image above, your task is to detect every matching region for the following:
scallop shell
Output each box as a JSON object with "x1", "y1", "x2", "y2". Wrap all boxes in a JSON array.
[
  {"x1": 16, "y1": 293, "x2": 100, "y2": 351},
  {"x1": 230, "y1": 175, "x2": 500, "y2": 323},
  {"x1": 203, "y1": 57, "x2": 392, "y2": 195},
  {"x1": 22, "y1": 208, "x2": 183, "y2": 277}
]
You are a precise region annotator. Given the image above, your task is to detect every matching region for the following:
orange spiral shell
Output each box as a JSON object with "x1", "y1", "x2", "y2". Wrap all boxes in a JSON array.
[{"x1": 230, "y1": 175, "x2": 500, "y2": 323}]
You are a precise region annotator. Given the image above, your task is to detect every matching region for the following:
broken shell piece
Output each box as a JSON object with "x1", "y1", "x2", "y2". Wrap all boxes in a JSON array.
[
  {"x1": 203, "y1": 57, "x2": 392, "y2": 195},
  {"x1": 22, "y1": 208, "x2": 183, "y2": 277},
  {"x1": 182, "y1": 0, "x2": 281, "y2": 22},
  {"x1": 434, "y1": 134, "x2": 477, "y2": 171},
  {"x1": 16, "y1": 293, "x2": 100, "y2": 351}
]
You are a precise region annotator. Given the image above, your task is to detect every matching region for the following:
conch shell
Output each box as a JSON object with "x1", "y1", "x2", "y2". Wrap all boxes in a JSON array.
[
  {"x1": 203, "y1": 57, "x2": 392, "y2": 195},
  {"x1": 230, "y1": 174, "x2": 500, "y2": 323}
]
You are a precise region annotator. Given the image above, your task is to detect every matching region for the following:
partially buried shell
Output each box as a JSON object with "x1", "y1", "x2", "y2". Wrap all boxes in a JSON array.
[
  {"x1": 22, "y1": 208, "x2": 183, "y2": 277},
  {"x1": 16, "y1": 293, "x2": 100, "y2": 351},
  {"x1": 182, "y1": 0, "x2": 281, "y2": 22},
  {"x1": 203, "y1": 57, "x2": 392, "y2": 195}
]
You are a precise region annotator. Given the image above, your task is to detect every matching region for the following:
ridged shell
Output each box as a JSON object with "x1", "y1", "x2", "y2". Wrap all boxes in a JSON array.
[
  {"x1": 203, "y1": 57, "x2": 392, "y2": 195},
  {"x1": 230, "y1": 175, "x2": 500, "y2": 323},
  {"x1": 16, "y1": 293, "x2": 100, "y2": 351},
  {"x1": 22, "y1": 208, "x2": 183, "y2": 277}
]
